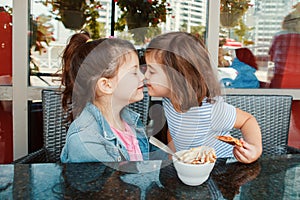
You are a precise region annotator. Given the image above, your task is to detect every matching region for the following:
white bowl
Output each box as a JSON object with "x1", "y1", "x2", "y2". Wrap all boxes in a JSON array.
[{"x1": 172, "y1": 150, "x2": 215, "y2": 186}]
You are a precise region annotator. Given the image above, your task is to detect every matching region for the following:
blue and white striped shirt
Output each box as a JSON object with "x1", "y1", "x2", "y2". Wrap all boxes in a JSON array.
[{"x1": 163, "y1": 96, "x2": 236, "y2": 158}]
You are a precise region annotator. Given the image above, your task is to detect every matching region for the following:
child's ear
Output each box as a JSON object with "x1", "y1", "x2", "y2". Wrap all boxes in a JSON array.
[{"x1": 96, "y1": 77, "x2": 113, "y2": 94}]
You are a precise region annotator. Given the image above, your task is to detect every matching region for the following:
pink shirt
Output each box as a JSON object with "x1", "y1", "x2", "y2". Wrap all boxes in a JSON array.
[{"x1": 110, "y1": 121, "x2": 143, "y2": 161}]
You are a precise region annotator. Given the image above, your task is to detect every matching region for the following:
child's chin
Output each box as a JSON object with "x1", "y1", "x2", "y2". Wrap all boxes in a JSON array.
[
  {"x1": 131, "y1": 93, "x2": 144, "y2": 103},
  {"x1": 147, "y1": 90, "x2": 158, "y2": 97}
]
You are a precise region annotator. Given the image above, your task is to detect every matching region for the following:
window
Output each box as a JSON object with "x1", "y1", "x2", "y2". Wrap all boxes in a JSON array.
[{"x1": 1, "y1": 0, "x2": 300, "y2": 161}]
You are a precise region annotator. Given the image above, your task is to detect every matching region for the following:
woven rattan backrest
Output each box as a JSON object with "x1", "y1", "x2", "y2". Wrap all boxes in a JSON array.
[
  {"x1": 42, "y1": 89, "x2": 70, "y2": 162},
  {"x1": 128, "y1": 88, "x2": 150, "y2": 126},
  {"x1": 223, "y1": 94, "x2": 293, "y2": 156}
]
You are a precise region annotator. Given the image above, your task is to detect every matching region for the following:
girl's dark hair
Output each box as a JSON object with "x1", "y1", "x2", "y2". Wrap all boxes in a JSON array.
[
  {"x1": 235, "y1": 48, "x2": 258, "y2": 70},
  {"x1": 61, "y1": 31, "x2": 90, "y2": 121},
  {"x1": 61, "y1": 32, "x2": 136, "y2": 122},
  {"x1": 146, "y1": 32, "x2": 221, "y2": 112}
]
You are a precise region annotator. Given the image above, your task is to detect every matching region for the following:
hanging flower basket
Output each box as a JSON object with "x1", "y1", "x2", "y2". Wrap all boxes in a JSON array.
[
  {"x1": 115, "y1": 0, "x2": 172, "y2": 31},
  {"x1": 115, "y1": 0, "x2": 171, "y2": 44},
  {"x1": 125, "y1": 14, "x2": 149, "y2": 30},
  {"x1": 60, "y1": 10, "x2": 86, "y2": 30},
  {"x1": 40, "y1": 0, "x2": 102, "y2": 36},
  {"x1": 220, "y1": 12, "x2": 243, "y2": 28},
  {"x1": 220, "y1": 0, "x2": 250, "y2": 28},
  {"x1": 125, "y1": 14, "x2": 148, "y2": 44}
]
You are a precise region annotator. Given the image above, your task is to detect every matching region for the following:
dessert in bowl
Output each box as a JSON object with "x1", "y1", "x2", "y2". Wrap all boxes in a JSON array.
[{"x1": 172, "y1": 146, "x2": 216, "y2": 186}]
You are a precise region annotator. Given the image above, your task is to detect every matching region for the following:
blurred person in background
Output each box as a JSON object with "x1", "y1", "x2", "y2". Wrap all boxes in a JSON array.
[
  {"x1": 220, "y1": 47, "x2": 259, "y2": 88},
  {"x1": 269, "y1": 2, "x2": 300, "y2": 148}
]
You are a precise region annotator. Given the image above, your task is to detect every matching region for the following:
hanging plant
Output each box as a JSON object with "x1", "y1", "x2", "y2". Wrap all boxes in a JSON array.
[
  {"x1": 115, "y1": 0, "x2": 172, "y2": 44},
  {"x1": 40, "y1": 0, "x2": 102, "y2": 38},
  {"x1": 220, "y1": 0, "x2": 250, "y2": 28}
]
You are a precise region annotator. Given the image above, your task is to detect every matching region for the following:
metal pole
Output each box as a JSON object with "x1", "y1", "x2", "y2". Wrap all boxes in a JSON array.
[{"x1": 111, "y1": 0, "x2": 115, "y2": 36}]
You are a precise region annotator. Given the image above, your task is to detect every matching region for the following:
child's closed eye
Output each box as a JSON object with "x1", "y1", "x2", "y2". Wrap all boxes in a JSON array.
[
  {"x1": 130, "y1": 65, "x2": 139, "y2": 75},
  {"x1": 147, "y1": 64, "x2": 157, "y2": 74}
]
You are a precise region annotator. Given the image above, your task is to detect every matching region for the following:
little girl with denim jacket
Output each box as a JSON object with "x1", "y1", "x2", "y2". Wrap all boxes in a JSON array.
[{"x1": 60, "y1": 32, "x2": 149, "y2": 163}]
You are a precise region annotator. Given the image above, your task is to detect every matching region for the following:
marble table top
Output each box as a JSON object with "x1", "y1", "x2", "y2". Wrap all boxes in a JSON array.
[{"x1": 1, "y1": 154, "x2": 300, "y2": 199}]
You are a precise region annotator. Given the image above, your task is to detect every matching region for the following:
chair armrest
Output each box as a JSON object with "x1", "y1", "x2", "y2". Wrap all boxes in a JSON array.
[
  {"x1": 12, "y1": 148, "x2": 49, "y2": 164},
  {"x1": 287, "y1": 146, "x2": 300, "y2": 154}
]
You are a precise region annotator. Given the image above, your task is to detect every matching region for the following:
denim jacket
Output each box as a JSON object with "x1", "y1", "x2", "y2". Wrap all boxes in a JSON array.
[{"x1": 60, "y1": 103, "x2": 150, "y2": 163}]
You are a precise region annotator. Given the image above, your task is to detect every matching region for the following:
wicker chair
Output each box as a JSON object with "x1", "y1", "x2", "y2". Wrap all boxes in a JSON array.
[
  {"x1": 223, "y1": 94, "x2": 299, "y2": 156},
  {"x1": 14, "y1": 89, "x2": 70, "y2": 163},
  {"x1": 14, "y1": 88, "x2": 150, "y2": 163}
]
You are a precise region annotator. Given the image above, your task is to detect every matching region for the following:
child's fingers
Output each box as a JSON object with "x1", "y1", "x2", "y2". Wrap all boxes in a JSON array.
[
  {"x1": 234, "y1": 142, "x2": 259, "y2": 163},
  {"x1": 234, "y1": 145, "x2": 246, "y2": 157},
  {"x1": 233, "y1": 149, "x2": 247, "y2": 163},
  {"x1": 238, "y1": 138, "x2": 250, "y2": 149},
  {"x1": 240, "y1": 138, "x2": 245, "y2": 145}
]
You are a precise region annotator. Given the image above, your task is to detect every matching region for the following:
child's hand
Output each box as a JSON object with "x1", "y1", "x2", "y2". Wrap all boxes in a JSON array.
[{"x1": 233, "y1": 138, "x2": 261, "y2": 164}]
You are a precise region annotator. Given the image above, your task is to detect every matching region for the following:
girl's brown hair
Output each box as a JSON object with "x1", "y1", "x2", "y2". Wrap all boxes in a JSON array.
[
  {"x1": 146, "y1": 32, "x2": 221, "y2": 112},
  {"x1": 235, "y1": 47, "x2": 258, "y2": 70},
  {"x1": 61, "y1": 32, "x2": 136, "y2": 122}
]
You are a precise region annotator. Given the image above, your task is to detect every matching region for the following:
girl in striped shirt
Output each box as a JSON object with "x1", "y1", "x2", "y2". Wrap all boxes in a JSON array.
[{"x1": 144, "y1": 32, "x2": 262, "y2": 163}]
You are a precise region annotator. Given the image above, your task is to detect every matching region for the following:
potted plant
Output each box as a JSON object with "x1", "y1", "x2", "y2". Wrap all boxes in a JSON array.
[
  {"x1": 115, "y1": 0, "x2": 172, "y2": 44},
  {"x1": 59, "y1": 0, "x2": 86, "y2": 30},
  {"x1": 220, "y1": 0, "x2": 250, "y2": 28},
  {"x1": 40, "y1": 0, "x2": 102, "y2": 38}
]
